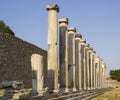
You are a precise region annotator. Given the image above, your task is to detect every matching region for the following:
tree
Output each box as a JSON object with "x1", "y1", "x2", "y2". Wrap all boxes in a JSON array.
[
  {"x1": 0, "y1": 20, "x2": 15, "y2": 35},
  {"x1": 110, "y1": 69, "x2": 120, "y2": 81}
]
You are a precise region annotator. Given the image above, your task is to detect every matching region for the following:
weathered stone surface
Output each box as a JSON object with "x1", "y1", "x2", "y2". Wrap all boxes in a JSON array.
[
  {"x1": 0, "y1": 32, "x2": 47, "y2": 88},
  {"x1": 0, "y1": 80, "x2": 24, "y2": 90},
  {"x1": 31, "y1": 54, "x2": 44, "y2": 92},
  {"x1": 68, "y1": 27, "x2": 76, "y2": 91},
  {"x1": 75, "y1": 34, "x2": 82, "y2": 90},
  {"x1": 59, "y1": 18, "x2": 69, "y2": 92},
  {"x1": 46, "y1": 4, "x2": 59, "y2": 92}
]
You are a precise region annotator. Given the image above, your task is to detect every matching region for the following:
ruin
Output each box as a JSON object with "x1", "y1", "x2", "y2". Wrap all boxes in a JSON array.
[{"x1": 0, "y1": 3, "x2": 109, "y2": 99}]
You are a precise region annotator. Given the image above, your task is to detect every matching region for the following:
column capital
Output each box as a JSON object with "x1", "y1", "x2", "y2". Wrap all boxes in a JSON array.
[
  {"x1": 46, "y1": 4, "x2": 59, "y2": 12},
  {"x1": 75, "y1": 34, "x2": 82, "y2": 39},
  {"x1": 59, "y1": 18, "x2": 69, "y2": 25},
  {"x1": 80, "y1": 39, "x2": 86, "y2": 43},
  {"x1": 88, "y1": 47, "x2": 93, "y2": 52},
  {"x1": 93, "y1": 51, "x2": 96, "y2": 54},
  {"x1": 68, "y1": 27, "x2": 76, "y2": 33}
]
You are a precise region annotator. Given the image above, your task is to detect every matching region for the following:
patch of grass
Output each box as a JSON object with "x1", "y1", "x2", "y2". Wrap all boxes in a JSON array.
[{"x1": 91, "y1": 88, "x2": 120, "y2": 100}]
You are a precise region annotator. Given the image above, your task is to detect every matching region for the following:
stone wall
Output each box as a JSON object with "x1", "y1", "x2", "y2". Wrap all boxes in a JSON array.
[{"x1": 0, "y1": 32, "x2": 47, "y2": 88}]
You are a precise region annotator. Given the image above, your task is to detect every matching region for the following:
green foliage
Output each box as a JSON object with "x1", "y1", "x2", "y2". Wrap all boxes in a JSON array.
[
  {"x1": 110, "y1": 69, "x2": 120, "y2": 81},
  {"x1": 0, "y1": 20, "x2": 15, "y2": 35}
]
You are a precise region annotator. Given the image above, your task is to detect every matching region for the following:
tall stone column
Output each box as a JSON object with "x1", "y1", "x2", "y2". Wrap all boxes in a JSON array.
[
  {"x1": 99, "y1": 58, "x2": 102, "y2": 88},
  {"x1": 59, "y1": 18, "x2": 69, "y2": 92},
  {"x1": 46, "y1": 4, "x2": 59, "y2": 92},
  {"x1": 68, "y1": 27, "x2": 76, "y2": 91},
  {"x1": 31, "y1": 54, "x2": 44, "y2": 95},
  {"x1": 104, "y1": 64, "x2": 107, "y2": 87},
  {"x1": 80, "y1": 40, "x2": 88, "y2": 90},
  {"x1": 86, "y1": 46, "x2": 91, "y2": 90},
  {"x1": 89, "y1": 48, "x2": 93, "y2": 90},
  {"x1": 87, "y1": 48, "x2": 93, "y2": 90},
  {"x1": 92, "y1": 51, "x2": 96, "y2": 89},
  {"x1": 75, "y1": 34, "x2": 82, "y2": 91}
]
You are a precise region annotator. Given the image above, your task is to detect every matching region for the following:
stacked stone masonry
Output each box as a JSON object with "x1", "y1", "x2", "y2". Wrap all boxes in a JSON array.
[{"x1": 0, "y1": 32, "x2": 47, "y2": 88}]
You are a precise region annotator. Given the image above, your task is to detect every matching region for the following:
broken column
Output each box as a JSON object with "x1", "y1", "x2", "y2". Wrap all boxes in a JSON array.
[
  {"x1": 75, "y1": 34, "x2": 82, "y2": 90},
  {"x1": 68, "y1": 27, "x2": 76, "y2": 91},
  {"x1": 31, "y1": 54, "x2": 44, "y2": 95},
  {"x1": 59, "y1": 18, "x2": 69, "y2": 92},
  {"x1": 46, "y1": 4, "x2": 59, "y2": 92}
]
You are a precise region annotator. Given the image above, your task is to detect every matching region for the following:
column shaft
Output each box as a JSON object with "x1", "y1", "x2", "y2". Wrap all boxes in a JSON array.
[
  {"x1": 68, "y1": 28, "x2": 76, "y2": 91},
  {"x1": 31, "y1": 54, "x2": 44, "y2": 95},
  {"x1": 46, "y1": 4, "x2": 59, "y2": 92},
  {"x1": 59, "y1": 18, "x2": 69, "y2": 92},
  {"x1": 75, "y1": 34, "x2": 82, "y2": 90}
]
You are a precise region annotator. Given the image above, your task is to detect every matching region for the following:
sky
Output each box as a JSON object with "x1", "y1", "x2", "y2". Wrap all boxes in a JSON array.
[{"x1": 0, "y1": 0, "x2": 120, "y2": 74}]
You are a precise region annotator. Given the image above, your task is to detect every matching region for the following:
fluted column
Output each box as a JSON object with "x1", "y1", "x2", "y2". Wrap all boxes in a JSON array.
[
  {"x1": 75, "y1": 34, "x2": 82, "y2": 91},
  {"x1": 68, "y1": 27, "x2": 76, "y2": 91},
  {"x1": 59, "y1": 18, "x2": 69, "y2": 92},
  {"x1": 46, "y1": 4, "x2": 59, "y2": 92}
]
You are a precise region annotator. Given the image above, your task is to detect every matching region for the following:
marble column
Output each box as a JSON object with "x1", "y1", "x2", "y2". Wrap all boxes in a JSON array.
[
  {"x1": 99, "y1": 58, "x2": 102, "y2": 88},
  {"x1": 75, "y1": 34, "x2": 82, "y2": 91},
  {"x1": 68, "y1": 27, "x2": 76, "y2": 91},
  {"x1": 89, "y1": 48, "x2": 93, "y2": 90},
  {"x1": 86, "y1": 46, "x2": 91, "y2": 90},
  {"x1": 59, "y1": 18, "x2": 69, "y2": 92},
  {"x1": 46, "y1": 4, "x2": 59, "y2": 92},
  {"x1": 87, "y1": 48, "x2": 93, "y2": 90},
  {"x1": 80, "y1": 40, "x2": 88, "y2": 90},
  {"x1": 95, "y1": 56, "x2": 99, "y2": 89},
  {"x1": 31, "y1": 54, "x2": 44, "y2": 95},
  {"x1": 104, "y1": 64, "x2": 107, "y2": 87},
  {"x1": 92, "y1": 51, "x2": 96, "y2": 89}
]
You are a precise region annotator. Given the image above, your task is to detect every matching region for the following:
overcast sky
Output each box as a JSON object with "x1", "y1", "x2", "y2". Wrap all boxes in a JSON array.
[{"x1": 0, "y1": 0, "x2": 120, "y2": 74}]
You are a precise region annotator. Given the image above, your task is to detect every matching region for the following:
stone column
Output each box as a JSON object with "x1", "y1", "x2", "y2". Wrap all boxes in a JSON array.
[
  {"x1": 92, "y1": 51, "x2": 96, "y2": 89},
  {"x1": 86, "y1": 46, "x2": 91, "y2": 90},
  {"x1": 75, "y1": 34, "x2": 82, "y2": 91},
  {"x1": 80, "y1": 40, "x2": 88, "y2": 90},
  {"x1": 87, "y1": 48, "x2": 93, "y2": 90},
  {"x1": 59, "y1": 18, "x2": 69, "y2": 92},
  {"x1": 68, "y1": 27, "x2": 76, "y2": 91},
  {"x1": 89, "y1": 48, "x2": 93, "y2": 90},
  {"x1": 46, "y1": 4, "x2": 59, "y2": 92},
  {"x1": 104, "y1": 64, "x2": 107, "y2": 87},
  {"x1": 31, "y1": 54, "x2": 44, "y2": 95},
  {"x1": 99, "y1": 58, "x2": 102, "y2": 88}
]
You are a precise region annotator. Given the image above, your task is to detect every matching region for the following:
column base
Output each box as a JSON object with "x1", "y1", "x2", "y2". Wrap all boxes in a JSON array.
[
  {"x1": 60, "y1": 88, "x2": 69, "y2": 93},
  {"x1": 90, "y1": 87, "x2": 93, "y2": 90},
  {"x1": 79, "y1": 87, "x2": 82, "y2": 91},
  {"x1": 73, "y1": 88, "x2": 77, "y2": 92},
  {"x1": 83, "y1": 86, "x2": 87, "y2": 90},
  {"x1": 87, "y1": 87, "x2": 90, "y2": 90}
]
